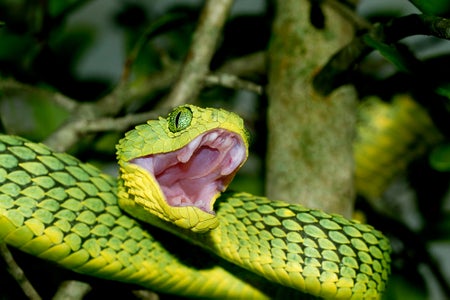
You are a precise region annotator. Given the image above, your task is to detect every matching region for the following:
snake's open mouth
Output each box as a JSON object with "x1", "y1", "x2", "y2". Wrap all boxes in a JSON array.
[{"x1": 130, "y1": 129, "x2": 247, "y2": 213}]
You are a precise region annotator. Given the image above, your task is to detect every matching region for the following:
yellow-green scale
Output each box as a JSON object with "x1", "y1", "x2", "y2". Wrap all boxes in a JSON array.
[
  {"x1": 355, "y1": 95, "x2": 442, "y2": 198},
  {"x1": 0, "y1": 135, "x2": 268, "y2": 299}
]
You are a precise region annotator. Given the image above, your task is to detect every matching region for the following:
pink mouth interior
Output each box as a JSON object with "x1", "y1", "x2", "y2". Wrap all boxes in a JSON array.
[{"x1": 130, "y1": 129, "x2": 246, "y2": 213}]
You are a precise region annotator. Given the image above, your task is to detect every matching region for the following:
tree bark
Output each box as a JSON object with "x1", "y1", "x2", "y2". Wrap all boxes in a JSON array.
[{"x1": 266, "y1": 0, "x2": 357, "y2": 218}]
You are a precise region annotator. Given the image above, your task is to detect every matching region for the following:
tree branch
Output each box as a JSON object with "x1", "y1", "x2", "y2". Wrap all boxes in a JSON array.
[
  {"x1": 53, "y1": 281, "x2": 92, "y2": 300},
  {"x1": 313, "y1": 14, "x2": 450, "y2": 95},
  {"x1": 266, "y1": 0, "x2": 357, "y2": 217},
  {"x1": 164, "y1": 0, "x2": 235, "y2": 108},
  {"x1": 204, "y1": 73, "x2": 263, "y2": 94},
  {"x1": 79, "y1": 110, "x2": 167, "y2": 133},
  {"x1": 0, "y1": 243, "x2": 42, "y2": 300},
  {"x1": 323, "y1": 0, "x2": 371, "y2": 31},
  {"x1": 1, "y1": 48, "x2": 265, "y2": 153},
  {"x1": 214, "y1": 51, "x2": 266, "y2": 76}
]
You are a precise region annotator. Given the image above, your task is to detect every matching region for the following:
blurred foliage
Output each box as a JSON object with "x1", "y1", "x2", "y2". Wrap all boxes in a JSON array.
[
  {"x1": 409, "y1": 0, "x2": 450, "y2": 16},
  {"x1": 0, "y1": 0, "x2": 450, "y2": 299},
  {"x1": 430, "y1": 143, "x2": 450, "y2": 171}
]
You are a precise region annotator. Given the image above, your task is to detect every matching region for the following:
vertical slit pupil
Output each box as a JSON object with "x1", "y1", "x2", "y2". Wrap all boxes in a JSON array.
[{"x1": 175, "y1": 112, "x2": 182, "y2": 128}]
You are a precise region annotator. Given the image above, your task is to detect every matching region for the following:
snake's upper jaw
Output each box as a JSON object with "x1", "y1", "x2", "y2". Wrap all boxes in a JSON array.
[{"x1": 131, "y1": 129, "x2": 247, "y2": 214}]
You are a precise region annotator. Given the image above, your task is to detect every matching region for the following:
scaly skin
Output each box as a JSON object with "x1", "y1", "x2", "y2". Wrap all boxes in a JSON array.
[
  {"x1": 355, "y1": 94, "x2": 442, "y2": 198},
  {"x1": 0, "y1": 105, "x2": 393, "y2": 299}
]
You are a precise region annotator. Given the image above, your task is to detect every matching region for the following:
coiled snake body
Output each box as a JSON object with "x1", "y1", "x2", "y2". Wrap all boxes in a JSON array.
[{"x1": 0, "y1": 105, "x2": 391, "y2": 299}]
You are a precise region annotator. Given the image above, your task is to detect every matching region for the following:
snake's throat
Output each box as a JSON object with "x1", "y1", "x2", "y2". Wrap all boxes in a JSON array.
[{"x1": 131, "y1": 129, "x2": 247, "y2": 213}]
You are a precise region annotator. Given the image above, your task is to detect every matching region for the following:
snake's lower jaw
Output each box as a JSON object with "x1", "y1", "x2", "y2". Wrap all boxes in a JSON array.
[{"x1": 119, "y1": 163, "x2": 221, "y2": 232}]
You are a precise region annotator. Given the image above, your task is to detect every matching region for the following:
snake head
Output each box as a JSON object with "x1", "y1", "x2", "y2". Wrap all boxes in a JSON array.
[{"x1": 116, "y1": 105, "x2": 249, "y2": 232}]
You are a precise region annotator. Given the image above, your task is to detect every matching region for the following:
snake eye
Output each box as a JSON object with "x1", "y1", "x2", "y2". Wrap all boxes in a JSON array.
[{"x1": 167, "y1": 106, "x2": 193, "y2": 133}]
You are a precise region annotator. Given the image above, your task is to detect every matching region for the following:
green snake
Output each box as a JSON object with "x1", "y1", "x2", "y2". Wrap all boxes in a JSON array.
[
  {"x1": 0, "y1": 105, "x2": 392, "y2": 299},
  {"x1": 354, "y1": 94, "x2": 442, "y2": 199}
]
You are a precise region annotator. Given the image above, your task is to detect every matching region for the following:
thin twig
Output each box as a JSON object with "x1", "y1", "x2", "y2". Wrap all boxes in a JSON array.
[
  {"x1": 42, "y1": 10, "x2": 201, "y2": 151},
  {"x1": 2, "y1": 50, "x2": 264, "y2": 153},
  {"x1": 53, "y1": 280, "x2": 92, "y2": 300},
  {"x1": 323, "y1": 0, "x2": 371, "y2": 31},
  {"x1": 164, "y1": 0, "x2": 235, "y2": 108},
  {"x1": 43, "y1": 110, "x2": 168, "y2": 149},
  {"x1": 132, "y1": 289, "x2": 160, "y2": 300},
  {"x1": 313, "y1": 14, "x2": 450, "y2": 95},
  {"x1": 82, "y1": 109, "x2": 168, "y2": 133},
  {"x1": 128, "y1": 51, "x2": 266, "y2": 102},
  {"x1": 204, "y1": 73, "x2": 263, "y2": 94},
  {"x1": 126, "y1": 63, "x2": 181, "y2": 104},
  {"x1": 42, "y1": 37, "x2": 145, "y2": 151},
  {"x1": 43, "y1": 102, "x2": 99, "y2": 152},
  {"x1": 380, "y1": 14, "x2": 450, "y2": 42},
  {"x1": 0, "y1": 243, "x2": 42, "y2": 300},
  {"x1": 42, "y1": 13, "x2": 187, "y2": 151},
  {"x1": 215, "y1": 51, "x2": 266, "y2": 76}
]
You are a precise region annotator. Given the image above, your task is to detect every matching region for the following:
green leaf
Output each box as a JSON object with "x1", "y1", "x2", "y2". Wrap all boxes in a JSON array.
[
  {"x1": 409, "y1": 0, "x2": 450, "y2": 16},
  {"x1": 429, "y1": 143, "x2": 450, "y2": 171},
  {"x1": 382, "y1": 274, "x2": 427, "y2": 300},
  {"x1": 0, "y1": 96, "x2": 69, "y2": 141},
  {"x1": 48, "y1": 0, "x2": 80, "y2": 17},
  {"x1": 363, "y1": 35, "x2": 412, "y2": 73},
  {"x1": 431, "y1": 214, "x2": 450, "y2": 241},
  {"x1": 436, "y1": 83, "x2": 450, "y2": 100}
]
